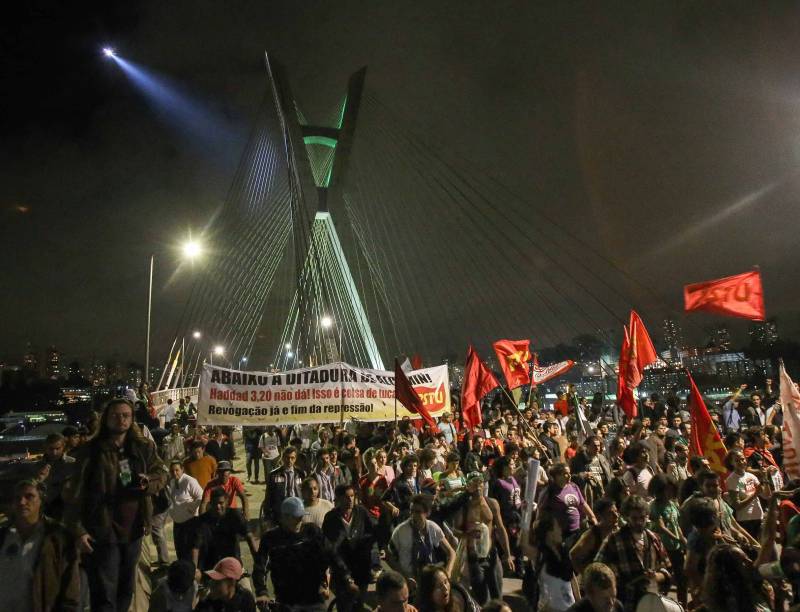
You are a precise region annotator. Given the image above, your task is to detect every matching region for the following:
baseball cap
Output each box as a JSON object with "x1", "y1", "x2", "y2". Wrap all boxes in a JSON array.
[
  {"x1": 205, "y1": 557, "x2": 243, "y2": 581},
  {"x1": 466, "y1": 471, "x2": 484, "y2": 484},
  {"x1": 281, "y1": 496, "x2": 306, "y2": 518},
  {"x1": 217, "y1": 461, "x2": 232, "y2": 472}
]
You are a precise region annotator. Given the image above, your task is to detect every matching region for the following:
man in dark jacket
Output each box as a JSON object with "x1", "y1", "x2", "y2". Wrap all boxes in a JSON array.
[
  {"x1": 66, "y1": 398, "x2": 167, "y2": 612},
  {"x1": 570, "y1": 436, "x2": 614, "y2": 505},
  {"x1": 263, "y1": 446, "x2": 305, "y2": 524},
  {"x1": 253, "y1": 497, "x2": 334, "y2": 611},
  {"x1": 0, "y1": 479, "x2": 80, "y2": 612},
  {"x1": 322, "y1": 483, "x2": 381, "y2": 612}
]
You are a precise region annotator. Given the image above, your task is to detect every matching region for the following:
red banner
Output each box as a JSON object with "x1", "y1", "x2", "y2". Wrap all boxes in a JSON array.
[
  {"x1": 493, "y1": 339, "x2": 531, "y2": 390},
  {"x1": 684, "y1": 269, "x2": 765, "y2": 321}
]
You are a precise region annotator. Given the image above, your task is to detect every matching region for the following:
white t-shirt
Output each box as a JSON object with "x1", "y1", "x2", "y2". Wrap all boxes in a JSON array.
[
  {"x1": 623, "y1": 466, "x2": 654, "y2": 500},
  {"x1": 164, "y1": 403, "x2": 176, "y2": 423},
  {"x1": 167, "y1": 473, "x2": 205, "y2": 524},
  {"x1": 726, "y1": 470, "x2": 764, "y2": 522},
  {"x1": 258, "y1": 432, "x2": 280, "y2": 460},
  {"x1": 302, "y1": 499, "x2": 334, "y2": 528},
  {"x1": 389, "y1": 519, "x2": 446, "y2": 576}
]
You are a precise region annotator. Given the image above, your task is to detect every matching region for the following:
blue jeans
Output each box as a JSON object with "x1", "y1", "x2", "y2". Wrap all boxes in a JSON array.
[{"x1": 86, "y1": 537, "x2": 143, "y2": 612}]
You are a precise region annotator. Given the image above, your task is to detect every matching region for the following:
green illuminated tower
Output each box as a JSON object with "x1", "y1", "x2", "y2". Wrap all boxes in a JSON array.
[{"x1": 265, "y1": 55, "x2": 383, "y2": 369}]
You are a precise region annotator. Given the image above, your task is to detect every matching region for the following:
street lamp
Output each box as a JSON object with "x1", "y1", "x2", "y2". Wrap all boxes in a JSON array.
[
  {"x1": 320, "y1": 315, "x2": 342, "y2": 363},
  {"x1": 145, "y1": 237, "x2": 205, "y2": 385},
  {"x1": 210, "y1": 345, "x2": 225, "y2": 366},
  {"x1": 192, "y1": 330, "x2": 202, "y2": 340},
  {"x1": 182, "y1": 240, "x2": 202, "y2": 260}
]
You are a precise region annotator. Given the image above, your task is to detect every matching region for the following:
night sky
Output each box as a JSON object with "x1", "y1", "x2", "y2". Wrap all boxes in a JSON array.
[{"x1": 3, "y1": 2, "x2": 800, "y2": 366}]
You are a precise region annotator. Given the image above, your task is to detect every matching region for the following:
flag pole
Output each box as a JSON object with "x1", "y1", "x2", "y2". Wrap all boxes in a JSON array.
[
  {"x1": 526, "y1": 353, "x2": 540, "y2": 411},
  {"x1": 393, "y1": 358, "x2": 398, "y2": 430}
]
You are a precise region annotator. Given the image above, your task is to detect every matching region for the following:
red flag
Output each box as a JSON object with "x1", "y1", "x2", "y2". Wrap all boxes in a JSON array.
[
  {"x1": 461, "y1": 345, "x2": 500, "y2": 429},
  {"x1": 492, "y1": 339, "x2": 531, "y2": 389},
  {"x1": 394, "y1": 358, "x2": 436, "y2": 429},
  {"x1": 686, "y1": 370, "x2": 728, "y2": 476},
  {"x1": 626, "y1": 310, "x2": 658, "y2": 389},
  {"x1": 684, "y1": 269, "x2": 765, "y2": 321},
  {"x1": 411, "y1": 354, "x2": 423, "y2": 370},
  {"x1": 616, "y1": 311, "x2": 658, "y2": 420}
]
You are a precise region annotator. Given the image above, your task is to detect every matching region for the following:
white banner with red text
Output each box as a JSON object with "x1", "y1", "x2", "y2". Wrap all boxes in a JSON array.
[{"x1": 198, "y1": 362, "x2": 451, "y2": 426}]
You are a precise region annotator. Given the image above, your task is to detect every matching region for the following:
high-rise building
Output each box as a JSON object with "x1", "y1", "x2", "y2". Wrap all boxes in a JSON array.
[
  {"x1": 749, "y1": 318, "x2": 779, "y2": 347},
  {"x1": 46, "y1": 346, "x2": 62, "y2": 379},
  {"x1": 23, "y1": 342, "x2": 38, "y2": 372},
  {"x1": 662, "y1": 318, "x2": 683, "y2": 362},
  {"x1": 90, "y1": 360, "x2": 108, "y2": 386},
  {"x1": 710, "y1": 325, "x2": 732, "y2": 351}
]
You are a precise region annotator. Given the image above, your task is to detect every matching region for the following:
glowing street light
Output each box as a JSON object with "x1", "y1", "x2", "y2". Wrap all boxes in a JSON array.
[
  {"x1": 284, "y1": 343, "x2": 292, "y2": 350},
  {"x1": 287, "y1": 351, "x2": 294, "y2": 358},
  {"x1": 320, "y1": 315, "x2": 334, "y2": 329},
  {"x1": 182, "y1": 240, "x2": 202, "y2": 260},
  {"x1": 213, "y1": 345, "x2": 225, "y2": 356},
  {"x1": 102, "y1": 47, "x2": 116, "y2": 58},
  {"x1": 192, "y1": 330, "x2": 202, "y2": 340}
]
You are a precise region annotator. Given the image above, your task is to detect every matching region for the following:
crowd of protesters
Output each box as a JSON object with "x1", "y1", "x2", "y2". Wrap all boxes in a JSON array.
[{"x1": 6, "y1": 377, "x2": 800, "y2": 611}]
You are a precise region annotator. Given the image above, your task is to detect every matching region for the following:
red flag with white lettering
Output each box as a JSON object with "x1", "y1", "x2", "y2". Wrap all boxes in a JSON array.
[{"x1": 684, "y1": 269, "x2": 765, "y2": 321}]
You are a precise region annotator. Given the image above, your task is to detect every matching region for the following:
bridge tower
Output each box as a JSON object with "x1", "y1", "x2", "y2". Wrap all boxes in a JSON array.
[{"x1": 265, "y1": 54, "x2": 384, "y2": 370}]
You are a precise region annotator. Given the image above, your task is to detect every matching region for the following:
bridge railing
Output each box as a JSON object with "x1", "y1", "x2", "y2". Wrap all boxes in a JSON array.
[{"x1": 150, "y1": 387, "x2": 199, "y2": 416}]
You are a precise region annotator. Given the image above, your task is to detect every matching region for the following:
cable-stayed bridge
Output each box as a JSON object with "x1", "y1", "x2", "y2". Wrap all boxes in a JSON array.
[{"x1": 157, "y1": 53, "x2": 663, "y2": 389}]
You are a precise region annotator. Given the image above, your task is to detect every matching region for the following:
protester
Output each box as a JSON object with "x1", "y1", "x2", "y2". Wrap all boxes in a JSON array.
[
  {"x1": 0, "y1": 479, "x2": 80, "y2": 612},
  {"x1": 161, "y1": 423, "x2": 186, "y2": 462},
  {"x1": 148, "y1": 559, "x2": 198, "y2": 612},
  {"x1": 67, "y1": 397, "x2": 167, "y2": 612},
  {"x1": 565, "y1": 562, "x2": 623, "y2": 612},
  {"x1": 184, "y1": 441, "x2": 218, "y2": 489},
  {"x1": 416, "y1": 564, "x2": 479, "y2": 612},
  {"x1": 189, "y1": 487, "x2": 258, "y2": 572},
  {"x1": 453, "y1": 473, "x2": 513, "y2": 604},
  {"x1": 200, "y1": 461, "x2": 248, "y2": 516},
  {"x1": 263, "y1": 446, "x2": 306, "y2": 524},
  {"x1": 258, "y1": 426, "x2": 281, "y2": 477},
  {"x1": 243, "y1": 426, "x2": 262, "y2": 483},
  {"x1": 322, "y1": 483, "x2": 381, "y2": 612},
  {"x1": 375, "y1": 570, "x2": 417, "y2": 612},
  {"x1": 388, "y1": 494, "x2": 456, "y2": 586},
  {"x1": 31, "y1": 432, "x2": 76, "y2": 520},
  {"x1": 165, "y1": 459, "x2": 204, "y2": 561},
  {"x1": 301, "y1": 475, "x2": 334, "y2": 528},
  {"x1": 596, "y1": 495, "x2": 671, "y2": 610},
  {"x1": 253, "y1": 496, "x2": 333, "y2": 611},
  {"x1": 195, "y1": 557, "x2": 256, "y2": 612},
  {"x1": 529, "y1": 513, "x2": 577, "y2": 611},
  {"x1": 538, "y1": 463, "x2": 597, "y2": 546},
  {"x1": 569, "y1": 497, "x2": 619, "y2": 575}
]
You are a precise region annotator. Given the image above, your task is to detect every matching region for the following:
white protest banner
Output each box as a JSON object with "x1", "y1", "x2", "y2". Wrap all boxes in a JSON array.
[
  {"x1": 521, "y1": 458, "x2": 540, "y2": 533},
  {"x1": 532, "y1": 359, "x2": 575, "y2": 385},
  {"x1": 780, "y1": 362, "x2": 800, "y2": 480},
  {"x1": 198, "y1": 362, "x2": 451, "y2": 426}
]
